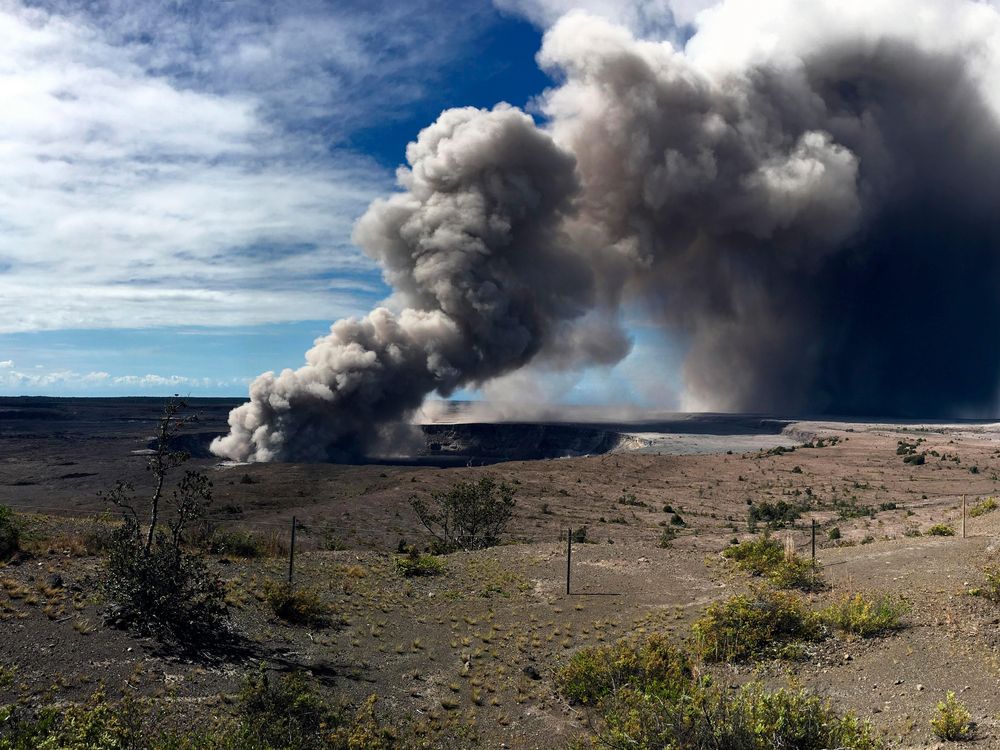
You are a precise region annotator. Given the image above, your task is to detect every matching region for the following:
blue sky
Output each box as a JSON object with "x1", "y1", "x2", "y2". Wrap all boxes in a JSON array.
[{"x1": 0, "y1": 0, "x2": 692, "y2": 406}]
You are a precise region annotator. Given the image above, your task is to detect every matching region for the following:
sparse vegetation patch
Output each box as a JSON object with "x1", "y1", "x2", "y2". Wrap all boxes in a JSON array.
[
  {"x1": 692, "y1": 590, "x2": 824, "y2": 662},
  {"x1": 394, "y1": 548, "x2": 445, "y2": 577},
  {"x1": 930, "y1": 691, "x2": 976, "y2": 742},
  {"x1": 926, "y1": 524, "x2": 955, "y2": 536},
  {"x1": 821, "y1": 592, "x2": 910, "y2": 637},
  {"x1": 0, "y1": 505, "x2": 21, "y2": 560},
  {"x1": 263, "y1": 581, "x2": 330, "y2": 628},
  {"x1": 969, "y1": 497, "x2": 998, "y2": 517}
]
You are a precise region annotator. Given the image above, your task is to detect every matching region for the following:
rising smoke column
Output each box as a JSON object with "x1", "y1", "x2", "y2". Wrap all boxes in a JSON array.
[
  {"x1": 211, "y1": 105, "x2": 624, "y2": 461},
  {"x1": 539, "y1": 1, "x2": 1000, "y2": 416},
  {"x1": 215, "y1": 0, "x2": 1000, "y2": 462}
]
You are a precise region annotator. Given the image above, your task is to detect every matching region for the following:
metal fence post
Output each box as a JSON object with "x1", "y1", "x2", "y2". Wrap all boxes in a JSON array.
[
  {"x1": 566, "y1": 528, "x2": 572, "y2": 595},
  {"x1": 288, "y1": 515, "x2": 297, "y2": 584}
]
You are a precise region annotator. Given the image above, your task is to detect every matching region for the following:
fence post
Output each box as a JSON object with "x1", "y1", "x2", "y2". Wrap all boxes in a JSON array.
[
  {"x1": 288, "y1": 515, "x2": 297, "y2": 585},
  {"x1": 566, "y1": 528, "x2": 572, "y2": 596},
  {"x1": 811, "y1": 519, "x2": 816, "y2": 567},
  {"x1": 963, "y1": 496, "x2": 967, "y2": 539}
]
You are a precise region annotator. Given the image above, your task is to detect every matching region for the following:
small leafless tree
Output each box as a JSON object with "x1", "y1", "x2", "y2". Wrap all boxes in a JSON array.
[{"x1": 100, "y1": 398, "x2": 209, "y2": 558}]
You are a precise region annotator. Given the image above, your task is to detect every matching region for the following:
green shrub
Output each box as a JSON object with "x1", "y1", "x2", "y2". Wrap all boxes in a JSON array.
[
  {"x1": 767, "y1": 555, "x2": 824, "y2": 592},
  {"x1": 232, "y1": 670, "x2": 370, "y2": 750},
  {"x1": 930, "y1": 691, "x2": 975, "y2": 741},
  {"x1": 618, "y1": 492, "x2": 645, "y2": 507},
  {"x1": 393, "y1": 550, "x2": 444, "y2": 577},
  {"x1": 103, "y1": 519, "x2": 227, "y2": 643},
  {"x1": 585, "y1": 674, "x2": 884, "y2": 750},
  {"x1": 571, "y1": 526, "x2": 589, "y2": 544},
  {"x1": 723, "y1": 536, "x2": 821, "y2": 591},
  {"x1": 410, "y1": 474, "x2": 515, "y2": 552},
  {"x1": 557, "y1": 633, "x2": 693, "y2": 706},
  {"x1": 0, "y1": 674, "x2": 394, "y2": 750},
  {"x1": 0, "y1": 691, "x2": 144, "y2": 750},
  {"x1": 659, "y1": 527, "x2": 678, "y2": 547},
  {"x1": 210, "y1": 529, "x2": 265, "y2": 558},
  {"x1": 0, "y1": 506, "x2": 20, "y2": 560},
  {"x1": 828, "y1": 526, "x2": 842, "y2": 541},
  {"x1": 722, "y1": 536, "x2": 784, "y2": 576},
  {"x1": 971, "y1": 565, "x2": 1000, "y2": 602},
  {"x1": 821, "y1": 592, "x2": 910, "y2": 637},
  {"x1": 746, "y1": 500, "x2": 802, "y2": 530},
  {"x1": 81, "y1": 515, "x2": 118, "y2": 555},
  {"x1": 927, "y1": 524, "x2": 955, "y2": 536},
  {"x1": 969, "y1": 497, "x2": 998, "y2": 518},
  {"x1": 263, "y1": 581, "x2": 330, "y2": 628},
  {"x1": 720, "y1": 684, "x2": 884, "y2": 750},
  {"x1": 692, "y1": 590, "x2": 824, "y2": 662}
]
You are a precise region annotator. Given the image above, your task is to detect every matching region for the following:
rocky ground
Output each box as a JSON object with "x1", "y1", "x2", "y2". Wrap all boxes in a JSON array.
[{"x1": 2, "y1": 399, "x2": 1000, "y2": 746}]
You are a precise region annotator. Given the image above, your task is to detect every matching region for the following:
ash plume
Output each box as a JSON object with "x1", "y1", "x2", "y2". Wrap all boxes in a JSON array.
[
  {"x1": 212, "y1": 105, "x2": 624, "y2": 461},
  {"x1": 214, "y1": 0, "x2": 1000, "y2": 462}
]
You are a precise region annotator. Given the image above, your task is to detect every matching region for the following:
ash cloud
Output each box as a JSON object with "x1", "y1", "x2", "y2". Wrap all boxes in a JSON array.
[
  {"x1": 214, "y1": 0, "x2": 1000, "y2": 462},
  {"x1": 212, "y1": 105, "x2": 626, "y2": 461}
]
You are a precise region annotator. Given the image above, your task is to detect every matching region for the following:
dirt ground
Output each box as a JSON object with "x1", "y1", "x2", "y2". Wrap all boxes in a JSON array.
[{"x1": 3, "y1": 399, "x2": 1000, "y2": 747}]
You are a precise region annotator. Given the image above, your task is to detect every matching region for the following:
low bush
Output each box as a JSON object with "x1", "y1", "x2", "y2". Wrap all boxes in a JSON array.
[
  {"x1": 767, "y1": 555, "x2": 824, "y2": 592},
  {"x1": 0, "y1": 672, "x2": 394, "y2": 750},
  {"x1": 210, "y1": 528, "x2": 266, "y2": 558},
  {"x1": 968, "y1": 565, "x2": 1000, "y2": 602},
  {"x1": 81, "y1": 515, "x2": 118, "y2": 555},
  {"x1": 821, "y1": 592, "x2": 910, "y2": 637},
  {"x1": 930, "y1": 691, "x2": 976, "y2": 741},
  {"x1": 393, "y1": 550, "x2": 445, "y2": 577},
  {"x1": 618, "y1": 492, "x2": 645, "y2": 507},
  {"x1": 233, "y1": 670, "x2": 394, "y2": 750},
  {"x1": 828, "y1": 526, "x2": 842, "y2": 541},
  {"x1": 723, "y1": 536, "x2": 822, "y2": 591},
  {"x1": 969, "y1": 497, "x2": 998, "y2": 518},
  {"x1": 103, "y1": 519, "x2": 227, "y2": 642},
  {"x1": 659, "y1": 527, "x2": 678, "y2": 547},
  {"x1": 0, "y1": 691, "x2": 144, "y2": 749},
  {"x1": 595, "y1": 682, "x2": 884, "y2": 750},
  {"x1": 926, "y1": 524, "x2": 955, "y2": 536},
  {"x1": 722, "y1": 536, "x2": 784, "y2": 575},
  {"x1": 557, "y1": 633, "x2": 693, "y2": 706},
  {"x1": 0, "y1": 506, "x2": 21, "y2": 559},
  {"x1": 691, "y1": 590, "x2": 824, "y2": 662},
  {"x1": 561, "y1": 637, "x2": 884, "y2": 750},
  {"x1": 746, "y1": 500, "x2": 802, "y2": 530},
  {"x1": 263, "y1": 581, "x2": 330, "y2": 628}
]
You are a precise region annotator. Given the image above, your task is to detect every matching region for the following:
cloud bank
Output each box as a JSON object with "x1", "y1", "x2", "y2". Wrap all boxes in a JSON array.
[
  {"x1": 0, "y1": 0, "x2": 497, "y2": 334},
  {"x1": 212, "y1": 0, "x2": 1000, "y2": 460}
]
